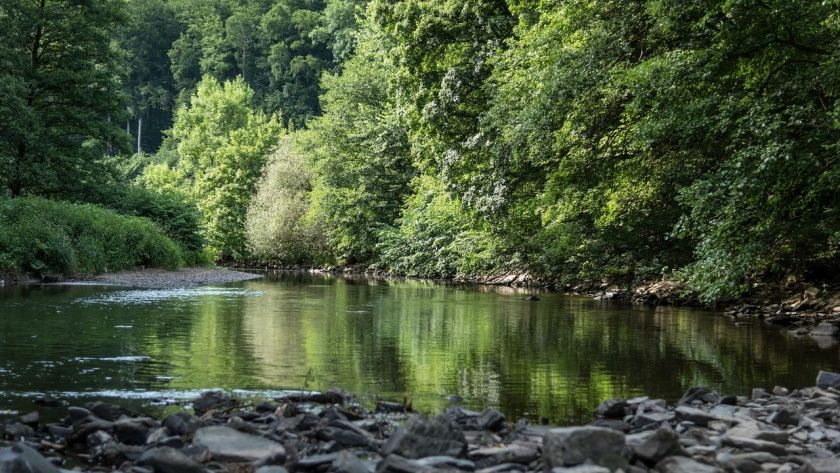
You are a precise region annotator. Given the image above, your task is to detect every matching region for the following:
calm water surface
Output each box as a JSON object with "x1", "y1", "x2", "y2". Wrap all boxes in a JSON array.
[{"x1": 1, "y1": 272, "x2": 839, "y2": 423}]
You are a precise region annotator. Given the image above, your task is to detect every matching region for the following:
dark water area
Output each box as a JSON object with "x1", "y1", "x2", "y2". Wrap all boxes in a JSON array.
[{"x1": 1, "y1": 272, "x2": 838, "y2": 424}]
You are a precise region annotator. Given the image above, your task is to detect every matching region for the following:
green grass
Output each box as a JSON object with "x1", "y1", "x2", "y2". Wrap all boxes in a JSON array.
[{"x1": 0, "y1": 197, "x2": 186, "y2": 277}]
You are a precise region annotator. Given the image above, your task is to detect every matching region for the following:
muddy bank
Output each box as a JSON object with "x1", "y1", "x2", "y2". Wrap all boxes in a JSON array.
[
  {"x1": 71, "y1": 267, "x2": 263, "y2": 289},
  {"x1": 4, "y1": 372, "x2": 840, "y2": 472}
]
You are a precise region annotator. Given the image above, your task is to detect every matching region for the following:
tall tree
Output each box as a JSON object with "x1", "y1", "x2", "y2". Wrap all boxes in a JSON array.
[{"x1": 0, "y1": 0, "x2": 128, "y2": 197}]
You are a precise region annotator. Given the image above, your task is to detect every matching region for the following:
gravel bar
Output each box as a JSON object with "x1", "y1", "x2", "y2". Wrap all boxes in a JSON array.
[{"x1": 76, "y1": 267, "x2": 263, "y2": 288}]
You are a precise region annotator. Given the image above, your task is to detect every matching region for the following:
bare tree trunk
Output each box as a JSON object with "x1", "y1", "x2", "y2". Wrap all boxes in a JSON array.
[{"x1": 136, "y1": 116, "x2": 142, "y2": 154}]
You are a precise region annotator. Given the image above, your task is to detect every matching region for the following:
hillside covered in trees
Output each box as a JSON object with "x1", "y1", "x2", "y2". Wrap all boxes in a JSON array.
[{"x1": 1, "y1": 0, "x2": 838, "y2": 303}]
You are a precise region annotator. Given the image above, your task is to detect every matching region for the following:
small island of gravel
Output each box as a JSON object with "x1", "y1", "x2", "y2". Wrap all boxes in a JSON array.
[{"x1": 75, "y1": 267, "x2": 262, "y2": 289}]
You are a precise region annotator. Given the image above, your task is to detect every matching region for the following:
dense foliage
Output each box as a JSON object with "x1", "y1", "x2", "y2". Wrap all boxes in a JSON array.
[
  {"x1": 0, "y1": 198, "x2": 184, "y2": 276},
  {"x1": 1, "y1": 0, "x2": 837, "y2": 301}
]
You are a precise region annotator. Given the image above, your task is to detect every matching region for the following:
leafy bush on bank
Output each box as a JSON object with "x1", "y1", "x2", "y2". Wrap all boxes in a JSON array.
[{"x1": 0, "y1": 197, "x2": 185, "y2": 276}]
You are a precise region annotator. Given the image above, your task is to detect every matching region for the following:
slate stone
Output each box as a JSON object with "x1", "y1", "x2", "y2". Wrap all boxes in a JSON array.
[
  {"x1": 0, "y1": 444, "x2": 61, "y2": 473},
  {"x1": 655, "y1": 456, "x2": 718, "y2": 473},
  {"x1": 193, "y1": 426, "x2": 286, "y2": 463},
  {"x1": 542, "y1": 426, "x2": 626, "y2": 468},
  {"x1": 136, "y1": 447, "x2": 206, "y2": 473},
  {"x1": 382, "y1": 416, "x2": 467, "y2": 459}
]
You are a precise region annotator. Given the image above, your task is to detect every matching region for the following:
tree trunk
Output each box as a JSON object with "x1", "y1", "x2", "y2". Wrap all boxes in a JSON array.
[{"x1": 136, "y1": 116, "x2": 142, "y2": 154}]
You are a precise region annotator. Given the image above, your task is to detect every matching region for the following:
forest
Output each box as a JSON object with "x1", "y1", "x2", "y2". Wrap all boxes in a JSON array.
[{"x1": 1, "y1": 0, "x2": 838, "y2": 303}]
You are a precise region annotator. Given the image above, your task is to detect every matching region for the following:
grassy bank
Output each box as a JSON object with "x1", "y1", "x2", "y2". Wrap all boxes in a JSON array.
[{"x1": 0, "y1": 197, "x2": 187, "y2": 278}]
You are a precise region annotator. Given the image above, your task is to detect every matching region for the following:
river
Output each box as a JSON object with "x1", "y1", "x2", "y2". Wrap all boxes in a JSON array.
[{"x1": 0, "y1": 271, "x2": 837, "y2": 424}]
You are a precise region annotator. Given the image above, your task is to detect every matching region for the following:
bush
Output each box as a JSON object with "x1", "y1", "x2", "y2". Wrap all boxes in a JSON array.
[
  {"x1": 377, "y1": 176, "x2": 508, "y2": 279},
  {"x1": 66, "y1": 183, "x2": 206, "y2": 264},
  {"x1": 245, "y1": 139, "x2": 326, "y2": 263},
  {"x1": 0, "y1": 197, "x2": 185, "y2": 276}
]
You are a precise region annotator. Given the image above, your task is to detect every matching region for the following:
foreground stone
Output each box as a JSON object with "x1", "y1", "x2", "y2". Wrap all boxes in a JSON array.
[{"x1": 4, "y1": 371, "x2": 840, "y2": 473}]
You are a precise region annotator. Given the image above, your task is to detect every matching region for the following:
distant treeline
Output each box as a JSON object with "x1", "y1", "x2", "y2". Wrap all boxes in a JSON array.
[{"x1": 1, "y1": 0, "x2": 838, "y2": 301}]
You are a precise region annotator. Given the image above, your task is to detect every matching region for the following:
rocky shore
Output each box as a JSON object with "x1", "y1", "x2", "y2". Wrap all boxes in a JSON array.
[
  {"x1": 4, "y1": 372, "x2": 840, "y2": 473},
  {"x1": 73, "y1": 268, "x2": 262, "y2": 289}
]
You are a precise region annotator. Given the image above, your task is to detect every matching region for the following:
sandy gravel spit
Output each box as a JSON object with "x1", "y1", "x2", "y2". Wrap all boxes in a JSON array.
[{"x1": 75, "y1": 267, "x2": 262, "y2": 288}]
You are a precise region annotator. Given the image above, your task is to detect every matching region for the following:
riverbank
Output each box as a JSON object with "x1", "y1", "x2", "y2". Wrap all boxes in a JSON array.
[
  {"x1": 70, "y1": 267, "x2": 262, "y2": 288},
  {"x1": 3, "y1": 372, "x2": 840, "y2": 472}
]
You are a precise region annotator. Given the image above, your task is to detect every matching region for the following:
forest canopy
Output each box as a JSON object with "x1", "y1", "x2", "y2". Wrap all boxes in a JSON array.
[{"x1": 0, "y1": 0, "x2": 838, "y2": 303}]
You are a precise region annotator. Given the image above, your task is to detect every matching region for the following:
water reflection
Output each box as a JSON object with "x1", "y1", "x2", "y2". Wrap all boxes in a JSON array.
[{"x1": 0, "y1": 273, "x2": 838, "y2": 424}]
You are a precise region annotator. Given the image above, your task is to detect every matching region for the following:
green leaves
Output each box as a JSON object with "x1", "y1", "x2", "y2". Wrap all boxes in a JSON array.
[{"x1": 146, "y1": 77, "x2": 283, "y2": 262}]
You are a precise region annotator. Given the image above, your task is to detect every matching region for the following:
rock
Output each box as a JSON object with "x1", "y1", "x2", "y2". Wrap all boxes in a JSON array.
[
  {"x1": 805, "y1": 397, "x2": 838, "y2": 409},
  {"x1": 0, "y1": 444, "x2": 61, "y2": 473},
  {"x1": 192, "y1": 391, "x2": 234, "y2": 415},
  {"x1": 721, "y1": 435, "x2": 788, "y2": 456},
  {"x1": 375, "y1": 455, "x2": 429, "y2": 473},
  {"x1": 2, "y1": 424, "x2": 34, "y2": 440},
  {"x1": 816, "y1": 371, "x2": 840, "y2": 389},
  {"x1": 588, "y1": 419, "x2": 631, "y2": 432},
  {"x1": 17, "y1": 412, "x2": 38, "y2": 428},
  {"x1": 415, "y1": 456, "x2": 476, "y2": 470},
  {"x1": 295, "y1": 453, "x2": 340, "y2": 471},
  {"x1": 382, "y1": 416, "x2": 467, "y2": 459},
  {"x1": 655, "y1": 456, "x2": 717, "y2": 473},
  {"x1": 542, "y1": 426, "x2": 626, "y2": 468},
  {"x1": 476, "y1": 408, "x2": 506, "y2": 432},
  {"x1": 628, "y1": 428, "x2": 683, "y2": 464},
  {"x1": 85, "y1": 401, "x2": 128, "y2": 421},
  {"x1": 768, "y1": 408, "x2": 801, "y2": 426},
  {"x1": 316, "y1": 427, "x2": 371, "y2": 448},
  {"x1": 751, "y1": 388, "x2": 769, "y2": 400},
  {"x1": 162, "y1": 413, "x2": 197, "y2": 436},
  {"x1": 754, "y1": 430, "x2": 789, "y2": 444},
  {"x1": 375, "y1": 401, "x2": 411, "y2": 414},
  {"x1": 255, "y1": 467, "x2": 289, "y2": 473},
  {"x1": 468, "y1": 444, "x2": 538, "y2": 467},
  {"x1": 275, "y1": 388, "x2": 348, "y2": 405},
  {"x1": 114, "y1": 417, "x2": 154, "y2": 445},
  {"x1": 331, "y1": 451, "x2": 374, "y2": 473},
  {"x1": 136, "y1": 447, "x2": 206, "y2": 473},
  {"x1": 811, "y1": 322, "x2": 839, "y2": 337},
  {"x1": 595, "y1": 399, "x2": 628, "y2": 419},
  {"x1": 479, "y1": 464, "x2": 528, "y2": 473},
  {"x1": 67, "y1": 406, "x2": 93, "y2": 422},
  {"x1": 633, "y1": 411, "x2": 675, "y2": 428},
  {"x1": 674, "y1": 406, "x2": 729, "y2": 427},
  {"x1": 678, "y1": 387, "x2": 718, "y2": 405},
  {"x1": 193, "y1": 425, "x2": 286, "y2": 463},
  {"x1": 551, "y1": 467, "x2": 612, "y2": 473},
  {"x1": 806, "y1": 457, "x2": 840, "y2": 473},
  {"x1": 719, "y1": 395, "x2": 738, "y2": 405}
]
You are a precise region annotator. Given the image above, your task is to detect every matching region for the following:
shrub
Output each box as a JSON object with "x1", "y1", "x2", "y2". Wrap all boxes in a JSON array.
[
  {"x1": 377, "y1": 176, "x2": 508, "y2": 279},
  {"x1": 0, "y1": 197, "x2": 185, "y2": 276},
  {"x1": 245, "y1": 139, "x2": 325, "y2": 264},
  {"x1": 66, "y1": 183, "x2": 206, "y2": 264}
]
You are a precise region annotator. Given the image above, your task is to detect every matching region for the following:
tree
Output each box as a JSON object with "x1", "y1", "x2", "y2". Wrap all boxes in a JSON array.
[
  {"x1": 153, "y1": 76, "x2": 283, "y2": 261},
  {"x1": 0, "y1": 0, "x2": 128, "y2": 197},
  {"x1": 305, "y1": 23, "x2": 413, "y2": 263},
  {"x1": 119, "y1": 0, "x2": 183, "y2": 153}
]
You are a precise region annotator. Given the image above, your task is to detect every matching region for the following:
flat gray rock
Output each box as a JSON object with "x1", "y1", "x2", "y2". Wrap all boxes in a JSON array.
[
  {"x1": 816, "y1": 370, "x2": 840, "y2": 389},
  {"x1": 193, "y1": 426, "x2": 286, "y2": 463},
  {"x1": 0, "y1": 444, "x2": 60, "y2": 473},
  {"x1": 137, "y1": 447, "x2": 206, "y2": 473},
  {"x1": 543, "y1": 426, "x2": 625, "y2": 468},
  {"x1": 655, "y1": 456, "x2": 718, "y2": 473},
  {"x1": 382, "y1": 416, "x2": 466, "y2": 459}
]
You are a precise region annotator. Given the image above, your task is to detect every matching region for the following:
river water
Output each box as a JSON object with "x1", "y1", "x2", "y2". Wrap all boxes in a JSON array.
[{"x1": 0, "y1": 272, "x2": 837, "y2": 423}]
